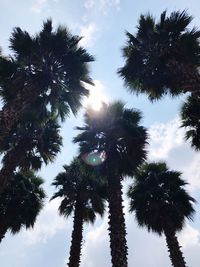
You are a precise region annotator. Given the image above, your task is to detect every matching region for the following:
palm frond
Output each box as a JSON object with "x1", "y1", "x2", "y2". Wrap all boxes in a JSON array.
[
  {"x1": 0, "y1": 170, "x2": 45, "y2": 235},
  {"x1": 74, "y1": 101, "x2": 148, "y2": 177},
  {"x1": 181, "y1": 95, "x2": 200, "y2": 150},
  {"x1": 128, "y1": 162, "x2": 196, "y2": 235},
  {"x1": 119, "y1": 10, "x2": 200, "y2": 100},
  {"x1": 51, "y1": 157, "x2": 107, "y2": 223}
]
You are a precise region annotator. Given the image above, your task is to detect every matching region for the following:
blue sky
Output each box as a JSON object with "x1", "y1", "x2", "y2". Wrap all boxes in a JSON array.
[{"x1": 0, "y1": 1, "x2": 200, "y2": 266}]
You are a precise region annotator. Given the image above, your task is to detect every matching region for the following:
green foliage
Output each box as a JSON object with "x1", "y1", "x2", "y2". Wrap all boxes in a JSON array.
[
  {"x1": 0, "y1": 171, "x2": 45, "y2": 234},
  {"x1": 128, "y1": 162, "x2": 196, "y2": 235},
  {"x1": 52, "y1": 158, "x2": 107, "y2": 223},
  {"x1": 181, "y1": 94, "x2": 200, "y2": 150},
  {"x1": 119, "y1": 10, "x2": 200, "y2": 100},
  {"x1": 74, "y1": 101, "x2": 148, "y2": 177},
  {"x1": 0, "y1": 19, "x2": 94, "y2": 119},
  {"x1": 1, "y1": 113, "x2": 62, "y2": 170}
]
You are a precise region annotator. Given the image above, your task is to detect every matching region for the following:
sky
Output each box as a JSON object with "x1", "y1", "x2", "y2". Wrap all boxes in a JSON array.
[{"x1": 0, "y1": 0, "x2": 200, "y2": 266}]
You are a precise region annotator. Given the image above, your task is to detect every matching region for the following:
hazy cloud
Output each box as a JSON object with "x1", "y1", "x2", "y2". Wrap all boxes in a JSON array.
[
  {"x1": 31, "y1": 0, "x2": 59, "y2": 13},
  {"x1": 148, "y1": 117, "x2": 185, "y2": 160},
  {"x1": 22, "y1": 199, "x2": 67, "y2": 245},
  {"x1": 147, "y1": 116, "x2": 200, "y2": 192},
  {"x1": 81, "y1": 219, "x2": 110, "y2": 267},
  {"x1": 84, "y1": 0, "x2": 121, "y2": 12},
  {"x1": 79, "y1": 23, "x2": 98, "y2": 47},
  {"x1": 182, "y1": 153, "x2": 200, "y2": 192},
  {"x1": 178, "y1": 224, "x2": 200, "y2": 249},
  {"x1": 31, "y1": 0, "x2": 47, "y2": 13},
  {"x1": 84, "y1": 0, "x2": 95, "y2": 9}
]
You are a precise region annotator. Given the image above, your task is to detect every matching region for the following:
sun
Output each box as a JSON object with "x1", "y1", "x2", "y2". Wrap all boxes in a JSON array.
[
  {"x1": 83, "y1": 80, "x2": 108, "y2": 111},
  {"x1": 87, "y1": 89, "x2": 104, "y2": 111}
]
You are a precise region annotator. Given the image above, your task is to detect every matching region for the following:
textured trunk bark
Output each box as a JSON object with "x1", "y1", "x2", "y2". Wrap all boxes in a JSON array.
[
  {"x1": 68, "y1": 200, "x2": 84, "y2": 267},
  {"x1": 107, "y1": 175, "x2": 128, "y2": 267},
  {"x1": 0, "y1": 144, "x2": 26, "y2": 193},
  {"x1": 0, "y1": 85, "x2": 41, "y2": 149},
  {"x1": 164, "y1": 228, "x2": 187, "y2": 267},
  {"x1": 0, "y1": 220, "x2": 7, "y2": 243}
]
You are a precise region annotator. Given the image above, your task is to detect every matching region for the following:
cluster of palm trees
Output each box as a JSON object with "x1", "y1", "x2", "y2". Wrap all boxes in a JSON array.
[{"x1": 0, "y1": 9, "x2": 199, "y2": 267}]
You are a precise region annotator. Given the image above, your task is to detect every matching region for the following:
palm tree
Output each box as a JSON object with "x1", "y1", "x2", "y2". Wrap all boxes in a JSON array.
[
  {"x1": 74, "y1": 101, "x2": 147, "y2": 267},
  {"x1": 0, "y1": 170, "x2": 45, "y2": 242},
  {"x1": 127, "y1": 162, "x2": 196, "y2": 267},
  {"x1": 0, "y1": 115, "x2": 62, "y2": 192},
  {"x1": 51, "y1": 158, "x2": 107, "y2": 267},
  {"x1": 0, "y1": 19, "x2": 94, "y2": 147},
  {"x1": 118, "y1": 10, "x2": 200, "y2": 100},
  {"x1": 181, "y1": 94, "x2": 200, "y2": 150}
]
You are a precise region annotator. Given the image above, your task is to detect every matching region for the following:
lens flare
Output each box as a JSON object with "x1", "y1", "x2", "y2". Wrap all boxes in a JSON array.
[{"x1": 81, "y1": 151, "x2": 107, "y2": 166}]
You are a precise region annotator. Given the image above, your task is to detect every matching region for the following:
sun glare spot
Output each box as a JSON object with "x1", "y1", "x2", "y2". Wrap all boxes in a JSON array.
[{"x1": 83, "y1": 80, "x2": 108, "y2": 111}]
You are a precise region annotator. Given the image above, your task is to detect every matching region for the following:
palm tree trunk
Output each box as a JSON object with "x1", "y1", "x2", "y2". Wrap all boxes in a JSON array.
[
  {"x1": 164, "y1": 228, "x2": 187, "y2": 267},
  {"x1": 0, "y1": 220, "x2": 7, "y2": 243},
  {"x1": 68, "y1": 199, "x2": 84, "y2": 267},
  {"x1": 0, "y1": 145, "x2": 25, "y2": 193},
  {"x1": 0, "y1": 84, "x2": 41, "y2": 149},
  {"x1": 107, "y1": 175, "x2": 128, "y2": 267}
]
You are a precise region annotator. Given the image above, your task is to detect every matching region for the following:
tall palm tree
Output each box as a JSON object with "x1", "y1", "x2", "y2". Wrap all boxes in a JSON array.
[
  {"x1": 51, "y1": 158, "x2": 107, "y2": 267},
  {"x1": 181, "y1": 94, "x2": 200, "y2": 150},
  {"x1": 74, "y1": 101, "x2": 147, "y2": 267},
  {"x1": 119, "y1": 10, "x2": 200, "y2": 100},
  {"x1": 127, "y1": 162, "x2": 196, "y2": 267},
  {"x1": 0, "y1": 170, "x2": 45, "y2": 242},
  {"x1": 0, "y1": 19, "x2": 94, "y2": 147},
  {"x1": 0, "y1": 115, "x2": 62, "y2": 192}
]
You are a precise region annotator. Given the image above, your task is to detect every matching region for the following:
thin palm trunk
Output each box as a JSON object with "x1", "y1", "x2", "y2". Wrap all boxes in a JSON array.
[
  {"x1": 0, "y1": 84, "x2": 40, "y2": 148},
  {"x1": 107, "y1": 175, "x2": 128, "y2": 267},
  {"x1": 68, "y1": 199, "x2": 84, "y2": 267},
  {"x1": 0, "y1": 219, "x2": 7, "y2": 242},
  {"x1": 164, "y1": 228, "x2": 187, "y2": 267},
  {"x1": 0, "y1": 144, "x2": 26, "y2": 193}
]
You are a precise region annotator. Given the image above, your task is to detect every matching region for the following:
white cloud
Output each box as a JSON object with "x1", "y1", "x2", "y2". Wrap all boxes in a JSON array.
[
  {"x1": 148, "y1": 117, "x2": 185, "y2": 160},
  {"x1": 79, "y1": 23, "x2": 98, "y2": 48},
  {"x1": 81, "y1": 219, "x2": 110, "y2": 267},
  {"x1": 84, "y1": 0, "x2": 95, "y2": 9},
  {"x1": 22, "y1": 199, "x2": 67, "y2": 245},
  {"x1": 31, "y1": 0, "x2": 47, "y2": 13},
  {"x1": 84, "y1": 0, "x2": 121, "y2": 12},
  {"x1": 147, "y1": 116, "x2": 200, "y2": 192},
  {"x1": 178, "y1": 224, "x2": 200, "y2": 249},
  {"x1": 31, "y1": 0, "x2": 59, "y2": 13},
  {"x1": 182, "y1": 154, "x2": 200, "y2": 192}
]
